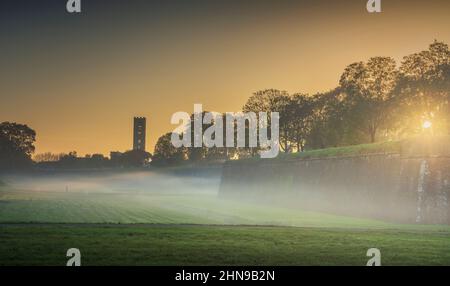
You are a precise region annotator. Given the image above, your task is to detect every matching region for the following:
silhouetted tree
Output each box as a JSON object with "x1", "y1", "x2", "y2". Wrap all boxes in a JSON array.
[
  {"x1": 152, "y1": 133, "x2": 186, "y2": 166},
  {"x1": 243, "y1": 89, "x2": 290, "y2": 154},
  {"x1": 0, "y1": 122, "x2": 36, "y2": 170},
  {"x1": 286, "y1": 93, "x2": 315, "y2": 152},
  {"x1": 121, "y1": 149, "x2": 152, "y2": 167},
  {"x1": 306, "y1": 89, "x2": 353, "y2": 149},
  {"x1": 339, "y1": 57, "x2": 399, "y2": 142},
  {"x1": 397, "y1": 40, "x2": 450, "y2": 135}
]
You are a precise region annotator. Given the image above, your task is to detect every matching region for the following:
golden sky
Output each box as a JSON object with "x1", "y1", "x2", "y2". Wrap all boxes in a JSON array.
[{"x1": 1, "y1": 0, "x2": 450, "y2": 156}]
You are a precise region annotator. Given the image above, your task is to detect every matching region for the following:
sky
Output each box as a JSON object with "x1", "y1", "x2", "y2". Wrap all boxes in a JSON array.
[{"x1": 1, "y1": 0, "x2": 450, "y2": 156}]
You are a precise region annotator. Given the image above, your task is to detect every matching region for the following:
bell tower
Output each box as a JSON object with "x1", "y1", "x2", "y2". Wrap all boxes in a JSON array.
[{"x1": 133, "y1": 117, "x2": 146, "y2": 151}]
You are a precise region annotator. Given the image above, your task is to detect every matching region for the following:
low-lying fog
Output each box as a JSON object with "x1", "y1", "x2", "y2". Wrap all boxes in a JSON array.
[
  {"x1": 0, "y1": 170, "x2": 221, "y2": 195},
  {"x1": 0, "y1": 170, "x2": 437, "y2": 230}
]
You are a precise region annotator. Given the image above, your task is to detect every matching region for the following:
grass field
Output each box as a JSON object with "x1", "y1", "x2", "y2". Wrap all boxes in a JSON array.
[
  {"x1": 1, "y1": 173, "x2": 450, "y2": 266},
  {"x1": 1, "y1": 224, "x2": 450, "y2": 266}
]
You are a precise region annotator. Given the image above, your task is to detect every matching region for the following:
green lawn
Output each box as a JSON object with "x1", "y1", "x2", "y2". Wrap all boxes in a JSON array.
[{"x1": 1, "y1": 224, "x2": 450, "y2": 266}]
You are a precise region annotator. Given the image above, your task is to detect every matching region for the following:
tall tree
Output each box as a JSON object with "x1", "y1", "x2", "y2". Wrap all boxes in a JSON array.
[
  {"x1": 287, "y1": 93, "x2": 315, "y2": 152},
  {"x1": 271, "y1": 94, "x2": 292, "y2": 153},
  {"x1": 243, "y1": 89, "x2": 290, "y2": 153},
  {"x1": 339, "y1": 57, "x2": 399, "y2": 143},
  {"x1": 307, "y1": 88, "x2": 358, "y2": 149},
  {"x1": 243, "y1": 89, "x2": 289, "y2": 114},
  {"x1": 398, "y1": 40, "x2": 450, "y2": 135}
]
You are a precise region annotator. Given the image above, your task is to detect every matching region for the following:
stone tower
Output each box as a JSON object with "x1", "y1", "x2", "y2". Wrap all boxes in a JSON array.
[{"x1": 133, "y1": 117, "x2": 146, "y2": 151}]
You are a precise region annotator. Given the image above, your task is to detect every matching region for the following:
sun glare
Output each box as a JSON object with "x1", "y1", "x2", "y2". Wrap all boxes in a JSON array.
[{"x1": 422, "y1": 120, "x2": 432, "y2": 129}]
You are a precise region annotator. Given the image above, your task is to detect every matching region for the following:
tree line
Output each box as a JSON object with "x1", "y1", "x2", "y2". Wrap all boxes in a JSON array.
[
  {"x1": 1, "y1": 123, "x2": 151, "y2": 170},
  {"x1": 152, "y1": 40, "x2": 450, "y2": 165},
  {"x1": 34, "y1": 150, "x2": 151, "y2": 169}
]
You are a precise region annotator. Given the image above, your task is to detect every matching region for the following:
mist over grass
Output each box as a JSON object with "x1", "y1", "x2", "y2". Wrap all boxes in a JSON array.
[
  {"x1": 0, "y1": 170, "x2": 448, "y2": 233},
  {"x1": 0, "y1": 170, "x2": 220, "y2": 195}
]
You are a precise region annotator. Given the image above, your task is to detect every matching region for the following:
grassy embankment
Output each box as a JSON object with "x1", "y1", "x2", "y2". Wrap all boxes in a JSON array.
[
  {"x1": 241, "y1": 140, "x2": 403, "y2": 162},
  {"x1": 286, "y1": 140, "x2": 402, "y2": 159}
]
